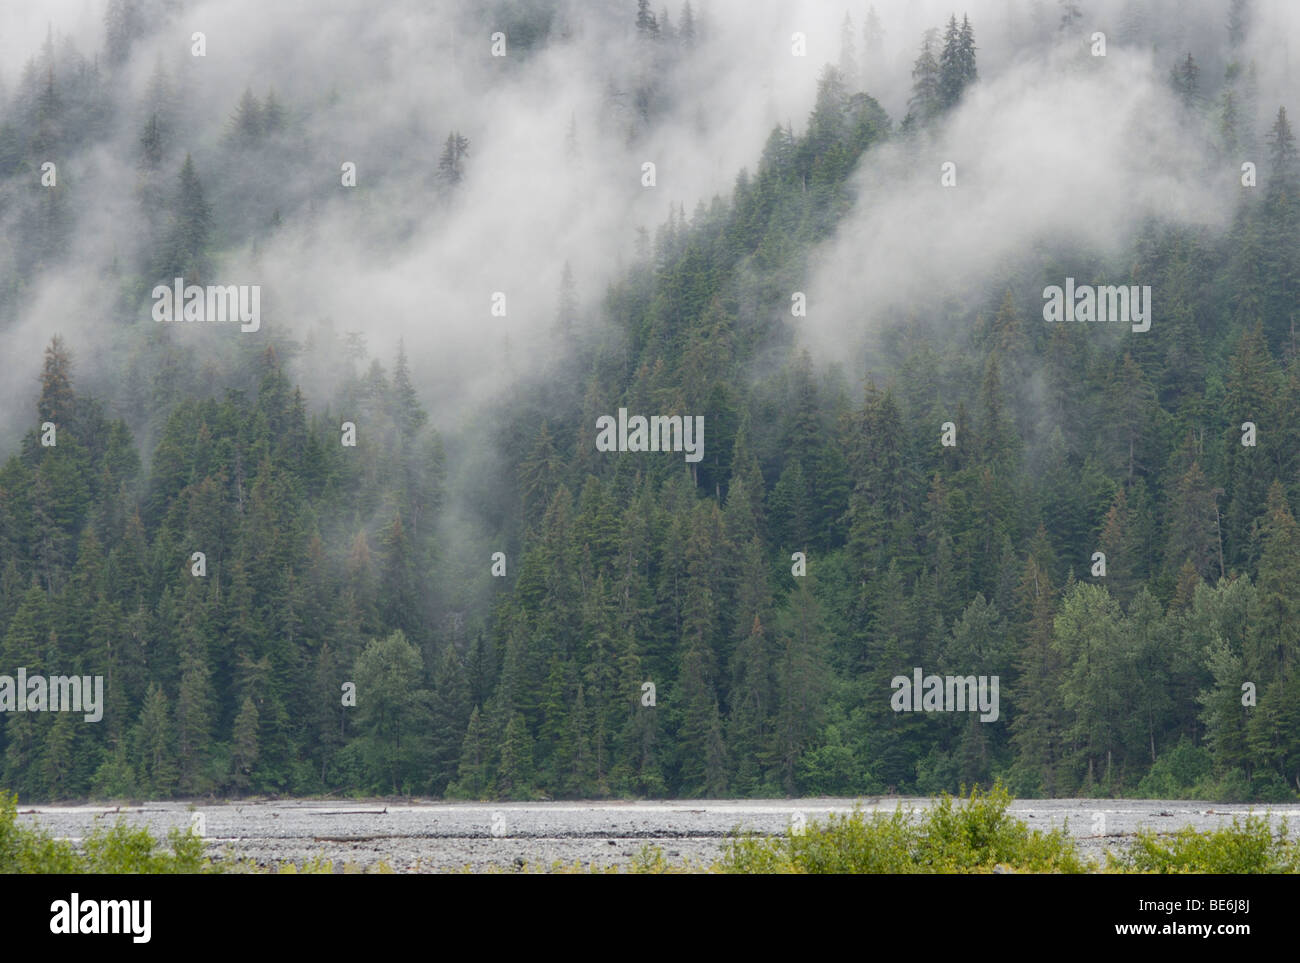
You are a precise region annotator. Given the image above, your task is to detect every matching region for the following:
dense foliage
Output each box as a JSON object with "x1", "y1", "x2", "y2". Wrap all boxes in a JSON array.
[
  {"x1": 718, "y1": 784, "x2": 1087, "y2": 874},
  {"x1": 0, "y1": 790, "x2": 205, "y2": 872},
  {"x1": 717, "y1": 784, "x2": 1300, "y2": 874},
  {"x1": 0, "y1": 3, "x2": 1298, "y2": 804}
]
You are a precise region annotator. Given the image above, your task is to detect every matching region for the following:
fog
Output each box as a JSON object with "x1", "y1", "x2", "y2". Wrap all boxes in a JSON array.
[
  {"x1": 800, "y1": 1, "x2": 1295, "y2": 370},
  {"x1": 0, "y1": 0, "x2": 846, "y2": 439},
  {"x1": 0, "y1": 0, "x2": 1294, "y2": 448}
]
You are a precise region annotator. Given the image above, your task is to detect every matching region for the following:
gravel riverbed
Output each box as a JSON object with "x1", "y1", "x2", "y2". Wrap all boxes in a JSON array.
[{"x1": 17, "y1": 797, "x2": 1300, "y2": 872}]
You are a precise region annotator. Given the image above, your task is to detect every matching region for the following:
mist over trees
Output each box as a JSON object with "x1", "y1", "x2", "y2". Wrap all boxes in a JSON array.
[{"x1": 0, "y1": 1, "x2": 1297, "y2": 802}]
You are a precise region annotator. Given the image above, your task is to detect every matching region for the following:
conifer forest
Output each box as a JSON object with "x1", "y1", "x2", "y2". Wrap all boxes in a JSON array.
[{"x1": 0, "y1": 0, "x2": 1298, "y2": 811}]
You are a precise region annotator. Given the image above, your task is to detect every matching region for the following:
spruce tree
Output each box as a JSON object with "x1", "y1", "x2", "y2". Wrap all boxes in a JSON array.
[
  {"x1": 175, "y1": 627, "x2": 214, "y2": 794},
  {"x1": 1266, "y1": 106, "x2": 1297, "y2": 187},
  {"x1": 230, "y1": 696, "x2": 260, "y2": 793},
  {"x1": 1170, "y1": 53, "x2": 1202, "y2": 112},
  {"x1": 437, "y1": 132, "x2": 470, "y2": 187},
  {"x1": 133, "y1": 683, "x2": 178, "y2": 797},
  {"x1": 430, "y1": 645, "x2": 470, "y2": 794},
  {"x1": 161, "y1": 154, "x2": 212, "y2": 282},
  {"x1": 939, "y1": 14, "x2": 978, "y2": 110},
  {"x1": 679, "y1": 0, "x2": 696, "y2": 48},
  {"x1": 229, "y1": 89, "x2": 264, "y2": 145},
  {"x1": 496, "y1": 712, "x2": 534, "y2": 798},
  {"x1": 635, "y1": 0, "x2": 660, "y2": 40},
  {"x1": 839, "y1": 14, "x2": 857, "y2": 88},
  {"x1": 907, "y1": 28, "x2": 942, "y2": 127},
  {"x1": 452, "y1": 705, "x2": 492, "y2": 798}
]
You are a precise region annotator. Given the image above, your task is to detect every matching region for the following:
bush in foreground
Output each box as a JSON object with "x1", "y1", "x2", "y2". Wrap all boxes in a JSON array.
[
  {"x1": 715, "y1": 783, "x2": 1088, "y2": 874},
  {"x1": 1109, "y1": 815, "x2": 1300, "y2": 874},
  {"x1": 0, "y1": 791, "x2": 208, "y2": 873},
  {"x1": 8, "y1": 784, "x2": 1299, "y2": 873}
]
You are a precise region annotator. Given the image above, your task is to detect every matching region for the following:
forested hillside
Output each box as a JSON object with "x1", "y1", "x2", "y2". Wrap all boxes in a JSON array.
[{"x1": 1, "y1": 0, "x2": 1298, "y2": 804}]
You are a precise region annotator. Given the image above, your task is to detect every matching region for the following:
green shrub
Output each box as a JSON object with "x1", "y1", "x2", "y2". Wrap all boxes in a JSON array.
[
  {"x1": 1136, "y1": 740, "x2": 1213, "y2": 799},
  {"x1": 0, "y1": 789, "x2": 211, "y2": 873},
  {"x1": 1248, "y1": 770, "x2": 1297, "y2": 803},
  {"x1": 82, "y1": 818, "x2": 208, "y2": 873},
  {"x1": 1110, "y1": 815, "x2": 1299, "y2": 874},
  {"x1": 719, "y1": 783, "x2": 1088, "y2": 874},
  {"x1": 1193, "y1": 767, "x2": 1253, "y2": 803},
  {"x1": 0, "y1": 791, "x2": 82, "y2": 873}
]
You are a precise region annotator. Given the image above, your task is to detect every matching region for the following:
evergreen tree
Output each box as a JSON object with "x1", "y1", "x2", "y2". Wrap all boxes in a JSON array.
[
  {"x1": 175, "y1": 628, "x2": 214, "y2": 794},
  {"x1": 1164, "y1": 461, "x2": 1223, "y2": 585},
  {"x1": 104, "y1": 0, "x2": 143, "y2": 69},
  {"x1": 1222, "y1": 326, "x2": 1279, "y2": 570},
  {"x1": 496, "y1": 712, "x2": 534, "y2": 798},
  {"x1": 262, "y1": 89, "x2": 286, "y2": 133},
  {"x1": 727, "y1": 614, "x2": 773, "y2": 793},
  {"x1": 862, "y1": 5, "x2": 884, "y2": 89},
  {"x1": 230, "y1": 696, "x2": 260, "y2": 793},
  {"x1": 437, "y1": 132, "x2": 470, "y2": 187},
  {"x1": 1250, "y1": 482, "x2": 1300, "y2": 683},
  {"x1": 906, "y1": 28, "x2": 942, "y2": 128},
  {"x1": 1170, "y1": 54, "x2": 1202, "y2": 112},
  {"x1": 38, "y1": 336, "x2": 76, "y2": 431},
  {"x1": 452, "y1": 705, "x2": 492, "y2": 798},
  {"x1": 139, "y1": 112, "x2": 164, "y2": 171},
  {"x1": 553, "y1": 262, "x2": 579, "y2": 348},
  {"x1": 1227, "y1": 0, "x2": 1248, "y2": 49},
  {"x1": 132, "y1": 684, "x2": 177, "y2": 797},
  {"x1": 679, "y1": 1, "x2": 696, "y2": 49},
  {"x1": 1267, "y1": 106, "x2": 1297, "y2": 187},
  {"x1": 939, "y1": 14, "x2": 977, "y2": 110},
  {"x1": 390, "y1": 340, "x2": 428, "y2": 437},
  {"x1": 160, "y1": 154, "x2": 212, "y2": 282},
  {"x1": 838, "y1": 14, "x2": 858, "y2": 88},
  {"x1": 635, "y1": 0, "x2": 660, "y2": 40},
  {"x1": 1009, "y1": 542, "x2": 1066, "y2": 795},
  {"x1": 772, "y1": 580, "x2": 829, "y2": 794},
  {"x1": 430, "y1": 645, "x2": 470, "y2": 795},
  {"x1": 228, "y1": 89, "x2": 264, "y2": 146}
]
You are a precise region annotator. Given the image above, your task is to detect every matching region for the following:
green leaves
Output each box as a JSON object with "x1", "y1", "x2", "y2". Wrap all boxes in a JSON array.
[
  {"x1": 0, "y1": 790, "x2": 209, "y2": 873},
  {"x1": 720, "y1": 784, "x2": 1087, "y2": 874},
  {"x1": 1113, "y1": 815, "x2": 1300, "y2": 874}
]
